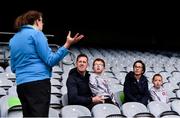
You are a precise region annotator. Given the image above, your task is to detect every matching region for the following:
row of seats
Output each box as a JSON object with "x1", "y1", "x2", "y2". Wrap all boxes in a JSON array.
[
  {"x1": 1, "y1": 43, "x2": 180, "y2": 117},
  {"x1": 1, "y1": 96, "x2": 180, "y2": 118},
  {"x1": 55, "y1": 100, "x2": 180, "y2": 118}
]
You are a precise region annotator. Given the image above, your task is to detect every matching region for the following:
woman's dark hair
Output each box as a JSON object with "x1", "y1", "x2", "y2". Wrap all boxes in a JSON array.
[
  {"x1": 14, "y1": 10, "x2": 42, "y2": 30},
  {"x1": 133, "y1": 60, "x2": 146, "y2": 74}
]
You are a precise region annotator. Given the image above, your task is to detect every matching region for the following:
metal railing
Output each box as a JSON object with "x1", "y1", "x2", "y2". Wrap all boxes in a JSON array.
[{"x1": 0, "y1": 32, "x2": 55, "y2": 37}]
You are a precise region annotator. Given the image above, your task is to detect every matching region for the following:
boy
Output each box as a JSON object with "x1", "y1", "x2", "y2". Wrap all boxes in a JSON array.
[{"x1": 89, "y1": 58, "x2": 116, "y2": 104}]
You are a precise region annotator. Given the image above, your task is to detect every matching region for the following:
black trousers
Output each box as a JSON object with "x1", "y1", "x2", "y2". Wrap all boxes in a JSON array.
[{"x1": 17, "y1": 79, "x2": 51, "y2": 117}]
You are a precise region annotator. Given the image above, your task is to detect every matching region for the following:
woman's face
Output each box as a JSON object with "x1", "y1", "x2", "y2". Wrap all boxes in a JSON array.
[{"x1": 133, "y1": 62, "x2": 144, "y2": 76}]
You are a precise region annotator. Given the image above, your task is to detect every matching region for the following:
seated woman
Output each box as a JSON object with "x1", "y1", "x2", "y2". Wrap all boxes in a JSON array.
[{"x1": 123, "y1": 60, "x2": 151, "y2": 106}]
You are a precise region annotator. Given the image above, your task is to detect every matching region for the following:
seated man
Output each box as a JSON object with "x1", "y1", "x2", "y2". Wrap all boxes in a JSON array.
[{"x1": 66, "y1": 54, "x2": 104, "y2": 110}]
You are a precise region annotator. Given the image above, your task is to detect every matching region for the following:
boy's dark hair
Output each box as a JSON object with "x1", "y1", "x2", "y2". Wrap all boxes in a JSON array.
[{"x1": 93, "y1": 58, "x2": 105, "y2": 67}]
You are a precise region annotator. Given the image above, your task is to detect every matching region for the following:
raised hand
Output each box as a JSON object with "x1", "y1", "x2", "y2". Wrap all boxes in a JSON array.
[{"x1": 64, "y1": 31, "x2": 84, "y2": 48}]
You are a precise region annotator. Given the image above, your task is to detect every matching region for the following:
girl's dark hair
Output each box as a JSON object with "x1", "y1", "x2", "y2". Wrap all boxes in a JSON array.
[
  {"x1": 133, "y1": 60, "x2": 146, "y2": 74},
  {"x1": 152, "y1": 73, "x2": 163, "y2": 81},
  {"x1": 14, "y1": 10, "x2": 42, "y2": 30}
]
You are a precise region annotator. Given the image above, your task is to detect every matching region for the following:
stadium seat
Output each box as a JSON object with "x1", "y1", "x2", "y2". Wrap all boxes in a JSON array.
[
  {"x1": 171, "y1": 71, "x2": 180, "y2": 78},
  {"x1": 51, "y1": 72, "x2": 61, "y2": 80},
  {"x1": 121, "y1": 102, "x2": 149, "y2": 117},
  {"x1": 0, "y1": 66, "x2": 4, "y2": 73},
  {"x1": 51, "y1": 86, "x2": 61, "y2": 98},
  {"x1": 7, "y1": 85, "x2": 18, "y2": 96},
  {"x1": 61, "y1": 92, "x2": 68, "y2": 106},
  {"x1": 144, "y1": 71, "x2": 156, "y2": 82},
  {"x1": 114, "y1": 71, "x2": 127, "y2": 85},
  {"x1": 134, "y1": 112, "x2": 155, "y2": 118},
  {"x1": 91, "y1": 103, "x2": 121, "y2": 118},
  {"x1": 106, "y1": 114, "x2": 126, "y2": 118},
  {"x1": 147, "y1": 101, "x2": 171, "y2": 117},
  {"x1": 163, "y1": 82, "x2": 179, "y2": 98},
  {"x1": 60, "y1": 86, "x2": 68, "y2": 106},
  {"x1": 48, "y1": 107, "x2": 60, "y2": 118},
  {"x1": 0, "y1": 95, "x2": 22, "y2": 117},
  {"x1": 52, "y1": 65, "x2": 63, "y2": 74},
  {"x1": 0, "y1": 87, "x2": 7, "y2": 98},
  {"x1": 107, "y1": 77, "x2": 120, "y2": 86},
  {"x1": 159, "y1": 71, "x2": 171, "y2": 81},
  {"x1": 50, "y1": 78, "x2": 62, "y2": 89},
  {"x1": 176, "y1": 89, "x2": 180, "y2": 98},
  {"x1": 109, "y1": 83, "x2": 124, "y2": 94},
  {"x1": 5, "y1": 72, "x2": 16, "y2": 83},
  {"x1": 167, "y1": 76, "x2": 180, "y2": 86},
  {"x1": 171, "y1": 100, "x2": 180, "y2": 115},
  {"x1": 5, "y1": 66, "x2": 12, "y2": 73},
  {"x1": 7, "y1": 107, "x2": 61, "y2": 118},
  {"x1": 159, "y1": 111, "x2": 180, "y2": 117},
  {"x1": 61, "y1": 105, "x2": 91, "y2": 118},
  {"x1": 62, "y1": 52, "x2": 75, "y2": 65},
  {"x1": 60, "y1": 86, "x2": 67, "y2": 94},
  {"x1": 161, "y1": 115, "x2": 180, "y2": 118},
  {"x1": 50, "y1": 94, "x2": 61, "y2": 109},
  {"x1": 0, "y1": 78, "x2": 14, "y2": 91},
  {"x1": 0, "y1": 73, "x2": 7, "y2": 79},
  {"x1": 114, "y1": 91, "x2": 124, "y2": 107}
]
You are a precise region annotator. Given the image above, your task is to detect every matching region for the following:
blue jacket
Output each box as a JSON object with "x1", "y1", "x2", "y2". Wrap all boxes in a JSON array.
[
  {"x1": 123, "y1": 71, "x2": 150, "y2": 106},
  {"x1": 9, "y1": 25, "x2": 68, "y2": 85}
]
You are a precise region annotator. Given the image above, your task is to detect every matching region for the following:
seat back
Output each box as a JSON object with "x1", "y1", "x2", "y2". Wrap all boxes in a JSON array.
[
  {"x1": 134, "y1": 112, "x2": 155, "y2": 118},
  {"x1": 91, "y1": 103, "x2": 121, "y2": 118},
  {"x1": 114, "y1": 91, "x2": 124, "y2": 107},
  {"x1": 121, "y1": 102, "x2": 148, "y2": 117},
  {"x1": 0, "y1": 95, "x2": 22, "y2": 117},
  {"x1": 171, "y1": 100, "x2": 180, "y2": 115},
  {"x1": 61, "y1": 105, "x2": 91, "y2": 118},
  {"x1": 147, "y1": 101, "x2": 171, "y2": 117}
]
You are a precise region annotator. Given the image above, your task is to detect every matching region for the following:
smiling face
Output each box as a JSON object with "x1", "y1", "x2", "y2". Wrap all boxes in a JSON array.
[{"x1": 76, "y1": 56, "x2": 88, "y2": 75}]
